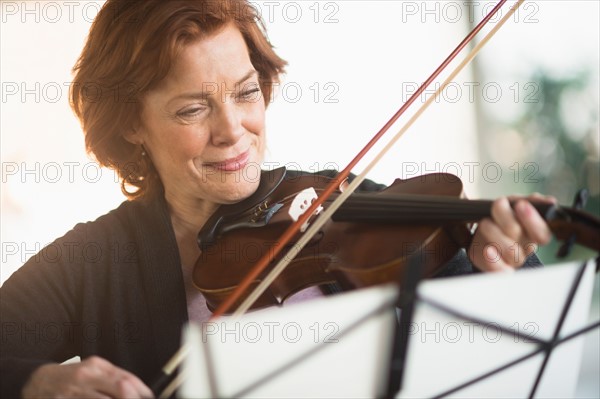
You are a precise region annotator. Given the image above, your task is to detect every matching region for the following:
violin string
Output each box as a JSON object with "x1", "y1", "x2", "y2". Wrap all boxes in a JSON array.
[
  {"x1": 232, "y1": 0, "x2": 525, "y2": 318},
  {"x1": 336, "y1": 195, "x2": 494, "y2": 216}
]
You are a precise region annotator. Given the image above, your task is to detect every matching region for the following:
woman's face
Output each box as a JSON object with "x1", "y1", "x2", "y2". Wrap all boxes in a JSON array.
[{"x1": 134, "y1": 23, "x2": 266, "y2": 206}]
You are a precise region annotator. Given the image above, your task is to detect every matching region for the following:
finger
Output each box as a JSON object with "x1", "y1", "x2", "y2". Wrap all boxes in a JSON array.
[
  {"x1": 24, "y1": 361, "x2": 116, "y2": 399},
  {"x1": 121, "y1": 371, "x2": 154, "y2": 398},
  {"x1": 513, "y1": 200, "x2": 552, "y2": 245},
  {"x1": 484, "y1": 244, "x2": 516, "y2": 272},
  {"x1": 490, "y1": 197, "x2": 523, "y2": 242},
  {"x1": 83, "y1": 356, "x2": 153, "y2": 398},
  {"x1": 96, "y1": 376, "x2": 139, "y2": 398},
  {"x1": 97, "y1": 368, "x2": 154, "y2": 398},
  {"x1": 470, "y1": 218, "x2": 525, "y2": 271},
  {"x1": 498, "y1": 196, "x2": 553, "y2": 252},
  {"x1": 481, "y1": 220, "x2": 526, "y2": 269},
  {"x1": 78, "y1": 390, "x2": 112, "y2": 399}
]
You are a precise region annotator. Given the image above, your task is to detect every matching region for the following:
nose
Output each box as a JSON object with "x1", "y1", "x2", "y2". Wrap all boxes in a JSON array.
[{"x1": 211, "y1": 101, "x2": 244, "y2": 147}]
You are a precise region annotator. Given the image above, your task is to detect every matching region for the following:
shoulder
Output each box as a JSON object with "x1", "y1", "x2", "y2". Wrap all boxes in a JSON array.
[
  {"x1": 64, "y1": 193, "x2": 168, "y2": 245},
  {"x1": 0, "y1": 195, "x2": 173, "y2": 323},
  {"x1": 5, "y1": 196, "x2": 167, "y2": 285},
  {"x1": 48, "y1": 199, "x2": 142, "y2": 257}
]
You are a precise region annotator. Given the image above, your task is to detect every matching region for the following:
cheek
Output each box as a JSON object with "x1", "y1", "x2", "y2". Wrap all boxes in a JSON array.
[
  {"x1": 149, "y1": 127, "x2": 209, "y2": 164},
  {"x1": 246, "y1": 101, "x2": 266, "y2": 135}
]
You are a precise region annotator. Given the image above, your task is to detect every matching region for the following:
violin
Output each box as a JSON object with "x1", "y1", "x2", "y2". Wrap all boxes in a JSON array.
[
  {"x1": 190, "y1": 0, "x2": 531, "y2": 320},
  {"x1": 193, "y1": 167, "x2": 600, "y2": 313}
]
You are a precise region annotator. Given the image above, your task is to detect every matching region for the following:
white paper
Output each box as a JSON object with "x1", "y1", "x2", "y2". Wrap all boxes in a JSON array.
[
  {"x1": 180, "y1": 260, "x2": 596, "y2": 398},
  {"x1": 399, "y1": 260, "x2": 596, "y2": 398}
]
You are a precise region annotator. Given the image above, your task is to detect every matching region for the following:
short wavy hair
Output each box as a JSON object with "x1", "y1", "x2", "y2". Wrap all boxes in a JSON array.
[{"x1": 70, "y1": 0, "x2": 286, "y2": 199}]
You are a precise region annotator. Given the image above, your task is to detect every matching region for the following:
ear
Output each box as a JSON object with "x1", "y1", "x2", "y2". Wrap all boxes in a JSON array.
[{"x1": 123, "y1": 127, "x2": 144, "y2": 146}]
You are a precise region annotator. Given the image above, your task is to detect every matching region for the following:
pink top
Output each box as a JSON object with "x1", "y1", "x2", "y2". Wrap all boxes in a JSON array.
[{"x1": 181, "y1": 263, "x2": 324, "y2": 323}]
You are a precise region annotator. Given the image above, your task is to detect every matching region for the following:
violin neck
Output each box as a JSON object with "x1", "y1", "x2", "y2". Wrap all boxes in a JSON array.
[{"x1": 331, "y1": 194, "x2": 557, "y2": 224}]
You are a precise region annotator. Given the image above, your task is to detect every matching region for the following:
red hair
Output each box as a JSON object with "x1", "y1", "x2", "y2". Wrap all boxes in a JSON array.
[{"x1": 70, "y1": 0, "x2": 286, "y2": 199}]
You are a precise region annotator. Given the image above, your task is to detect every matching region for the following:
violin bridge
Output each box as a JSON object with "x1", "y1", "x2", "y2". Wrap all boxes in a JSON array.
[{"x1": 289, "y1": 187, "x2": 323, "y2": 232}]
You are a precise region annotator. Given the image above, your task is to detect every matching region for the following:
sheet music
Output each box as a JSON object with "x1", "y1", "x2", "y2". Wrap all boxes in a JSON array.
[
  {"x1": 181, "y1": 285, "x2": 398, "y2": 398},
  {"x1": 181, "y1": 260, "x2": 596, "y2": 398},
  {"x1": 398, "y1": 260, "x2": 596, "y2": 398}
]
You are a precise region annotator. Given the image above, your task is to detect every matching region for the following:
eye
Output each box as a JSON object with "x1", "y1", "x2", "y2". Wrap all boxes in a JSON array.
[
  {"x1": 238, "y1": 87, "x2": 261, "y2": 102},
  {"x1": 177, "y1": 106, "x2": 205, "y2": 118}
]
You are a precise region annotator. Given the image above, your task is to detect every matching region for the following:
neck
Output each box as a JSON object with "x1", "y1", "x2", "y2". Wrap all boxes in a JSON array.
[{"x1": 165, "y1": 190, "x2": 220, "y2": 268}]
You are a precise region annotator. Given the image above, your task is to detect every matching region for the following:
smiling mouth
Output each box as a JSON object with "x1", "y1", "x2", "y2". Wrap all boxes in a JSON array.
[{"x1": 204, "y1": 150, "x2": 250, "y2": 171}]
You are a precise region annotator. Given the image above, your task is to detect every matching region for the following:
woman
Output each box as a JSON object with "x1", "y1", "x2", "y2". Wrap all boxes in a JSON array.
[{"x1": 0, "y1": 1, "x2": 552, "y2": 397}]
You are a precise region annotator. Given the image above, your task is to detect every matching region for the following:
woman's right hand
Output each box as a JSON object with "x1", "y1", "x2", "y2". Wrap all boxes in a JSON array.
[{"x1": 22, "y1": 356, "x2": 154, "y2": 398}]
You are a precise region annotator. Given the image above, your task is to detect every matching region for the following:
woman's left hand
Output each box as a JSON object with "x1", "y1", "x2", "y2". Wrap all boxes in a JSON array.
[{"x1": 468, "y1": 194, "x2": 557, "y2": 272}]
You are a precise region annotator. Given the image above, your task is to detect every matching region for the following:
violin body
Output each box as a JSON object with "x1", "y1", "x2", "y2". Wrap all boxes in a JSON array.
[
  {"x1": 193, "y1": 167, "x2": 600, "y2": 314},
  {"x1": 194, "y1": 168, "x2": 473, "y2": 312}
]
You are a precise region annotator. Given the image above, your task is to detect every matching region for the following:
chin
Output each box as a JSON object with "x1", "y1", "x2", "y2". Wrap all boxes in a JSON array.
[{"x1": 217, "y1": 176, "x2": 261, "y2": 204}]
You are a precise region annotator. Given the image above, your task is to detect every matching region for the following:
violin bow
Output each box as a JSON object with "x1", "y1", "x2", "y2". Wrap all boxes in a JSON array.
[
  {"x1": 224, "y1": 0, "x2": 525, "y2": 318},
  {"x1": 155, "y1": 0, "x2": 524, "y2": 396}
]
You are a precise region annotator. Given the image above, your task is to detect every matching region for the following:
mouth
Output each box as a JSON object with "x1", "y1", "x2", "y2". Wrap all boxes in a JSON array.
[{"x1": 204, "y1": 150, "x2": 250, "y2": 172}]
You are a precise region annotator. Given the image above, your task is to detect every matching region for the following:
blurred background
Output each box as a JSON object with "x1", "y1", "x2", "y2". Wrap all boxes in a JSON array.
[{"x1": 1, "y1": 0, "x2": 598, "y2": 396}]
